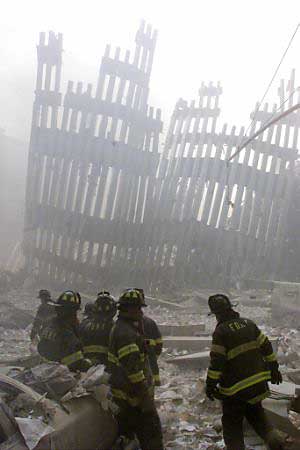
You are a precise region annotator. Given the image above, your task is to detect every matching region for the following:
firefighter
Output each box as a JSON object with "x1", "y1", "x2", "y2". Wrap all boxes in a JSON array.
[
  {"x1": 144, "y1": 317, "x2": 163, "y2": 386},
  {"x1": 37, "y1": 290, "x2": 91, "y2": 372},
  {"x1": 30, "y1": 289, "x2": 56, "y2": 342},
  {"x1": 79, "y1": 302, "x2": 97, "y2": 338},
  {"x1": 83, "y1": 302, "x2": 96, "y2": 319},
  {"x1": 78, "y1": 302, "x2": 96, "y2": 355},
  {"x1": 79, "y1": 291, "x2": 117, "y2": 366},
  {"x1": 133, "y1": 288, "x2": 163, "y2": 387},
  {"x1": 206, "y1": 293, "x2": 284, "y2": 450},
  {"x1": 108, "y1": 289, "x2": 164, "y2": 450}
]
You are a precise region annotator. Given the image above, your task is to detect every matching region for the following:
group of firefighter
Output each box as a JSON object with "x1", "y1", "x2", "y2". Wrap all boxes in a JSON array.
[{"x1": 30, "y1": 288, "x2": 286, "y2": 450}]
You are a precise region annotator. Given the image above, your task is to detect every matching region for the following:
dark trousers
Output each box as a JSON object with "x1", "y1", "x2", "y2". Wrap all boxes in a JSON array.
[
  {"x1": 116, "y1": 402, "x2": 164, "y2": 450},
  {"x1": 222, "y1": 398, "x2": 281, "y2": 450}
]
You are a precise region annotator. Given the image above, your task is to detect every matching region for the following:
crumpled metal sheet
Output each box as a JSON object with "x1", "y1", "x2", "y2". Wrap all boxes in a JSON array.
[
  {"x1": 0, "y1": 372, "x2": 117, "y2": 450},
  {"x1": 15, "y1": 418, "x2": 54, "y2": 450}
]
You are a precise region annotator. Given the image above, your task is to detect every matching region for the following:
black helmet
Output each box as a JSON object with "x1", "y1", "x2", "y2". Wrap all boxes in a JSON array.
[
  {"x1": 37, "y1": 289, "x2": 51, "y2": 300},
  {"x1": 95, "y1": 291, "x2": 117, "y2": 317},
  {"x1": 54, "y1": 290, "x2": 81, "y2": 311},
  {"x1": 208, "y1": 294, "x2": 236, "y2": 315},
  {"x1": 84, "y1": 302, "x2": 96, "y2": 317},
  {"x1": 118, "y1": 288, "x2": 147, "y2": 309}
]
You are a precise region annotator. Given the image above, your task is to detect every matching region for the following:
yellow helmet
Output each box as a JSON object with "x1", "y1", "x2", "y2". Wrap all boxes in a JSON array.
[
  {"x1": 118, "y1": 288, "x2": 147, "y2": 308},
  {"x1": 55, "y1": 290, "x2": 81, "y2": 311}
]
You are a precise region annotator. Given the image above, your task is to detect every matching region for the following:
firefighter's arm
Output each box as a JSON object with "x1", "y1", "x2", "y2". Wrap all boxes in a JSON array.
[
  {"x1": 116, "y1": 329, "x2": 155, "y2": 412},
  {"x1": 255, "y1": 325, "x2": 277, "y2": 362},
  {"x1": 206, "y1": 329, "x2": 227, "y2": 391},
  {"x1": 117, "y1": 338, "x2": 149, "y2": 402},
  {"x1": 144, "y1": 320, "x2": 163, "y2": 356},
  {"x1": 254, "y1": 325, "x2": 282, "y2": 384},
  {"x1": 61, "y1": 332, "x2": 91, "y2": 372}
]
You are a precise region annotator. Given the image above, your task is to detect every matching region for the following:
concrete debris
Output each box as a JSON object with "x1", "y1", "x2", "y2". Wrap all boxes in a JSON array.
[
  {"x1": 81, "y1": 364, "x2": 109, "y2": 390},
  {"x1": 234, "y1": 291, "x2": 272, "y2": 307},
  {"x1": 0, "y1": 303, "x2": 33, "y2": 330},
  {"x1": 159, "y1": 324, "x2": 206, "y2": 336},
  {"x1": 13, "y1": 363, "x2": 77, "y2": 399},
  {"x1": 0, "y1": 369, "x2": 117, "y2": 450},
  {"x1": 271, "y1": 282, "x2": 300, "y2": 328},
  {"x1": 146, "y1": 296, "x2": 187, "y2": 310},
  {"x1": 60, "y1": 365, "x2": 115, "y2": 413},
  {"x1": 286, "y1": 369, "x2": 300, "y2": 385},
  {"x1": 15, "y1": 417, "x2": 54, "y2": 450},
  {"x1": 164, "y1": 336, "x2": 208, "y2": 353},
  {"x1": 0, "y1": 329, "x2": 30, "y2": 361},
  {"x1": 166, "y1": 351, "x2": 210, "y2": 369},
  {"x1": 156, "y1": 370, "x2": 225, "y2": 449},
  {"x1": 262, "y1": 382, "x2": 300, "y2": 439}
]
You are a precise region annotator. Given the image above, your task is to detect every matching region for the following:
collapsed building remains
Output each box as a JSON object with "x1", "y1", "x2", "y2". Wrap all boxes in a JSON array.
[{"x1": 23, "y1": 23, "x2": 300, "y2": 290}]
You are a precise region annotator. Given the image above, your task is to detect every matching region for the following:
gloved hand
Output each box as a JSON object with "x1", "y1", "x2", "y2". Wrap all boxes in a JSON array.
[
  {"x1": 270, "y1": 368, "x2": 283, "y2": 385},
  {"x1": 206, "y1": 384, "x2": 219, "y2": 401}
]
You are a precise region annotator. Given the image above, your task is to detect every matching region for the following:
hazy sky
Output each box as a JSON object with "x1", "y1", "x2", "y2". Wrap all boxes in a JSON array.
[{"x1": 1, "y1": 0, "x2": 300, "y2": 143}]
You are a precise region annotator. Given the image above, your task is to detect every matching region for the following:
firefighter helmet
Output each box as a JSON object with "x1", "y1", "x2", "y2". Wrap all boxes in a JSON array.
[
  {"x1": 54, "y1": 290, "x2": 81, "y2": 311},
  {"x1": 134, "y1": 288, "x2": 145, "y2": 300},
  {"x1": 95, "y1": 291, "x2": 117, "y2": 316},
  {"x1": 84, "y1": 302, "x2": 96, "y2": 317},
  {"x1": 208, "y1": 294, "x2": 236, "y2": 315},
  {"x1": 123, "y1": 287, "x2": 145, "y2": 300},
  {"x1": 118, "y1": 288, "x2": 147, "y2": 308}
]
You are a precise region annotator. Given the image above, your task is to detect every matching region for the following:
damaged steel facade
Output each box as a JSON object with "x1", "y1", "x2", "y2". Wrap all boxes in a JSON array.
[
  {"x1": 24, "y1": 23, "x2": 162, "y2": 288},
  {"x1": 24, "y1": 24, "x2": 300, "y2": 289},
  {"x1": 156, "y1": 74, "x2": 300, "y2": 288}
]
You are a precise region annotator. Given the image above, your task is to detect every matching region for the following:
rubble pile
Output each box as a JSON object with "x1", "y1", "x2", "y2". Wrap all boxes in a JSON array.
[
  {"x1": 0, "y1": 288, "x2": 300, "y2": 449},
  {"x1": 0, "y1": 328, "x2": 30, "y2": 361},
  {"x1": 0, "y1": 290, "x2": 35, "y2": 361},
  {"x1": 0, "y1": 362, "x2": 117, "y2": 449},
  {"x1": 156, "y1": 364, "x2": 224, "y2": 449}
]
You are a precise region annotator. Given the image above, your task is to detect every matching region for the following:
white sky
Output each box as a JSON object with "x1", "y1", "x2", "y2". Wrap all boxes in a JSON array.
[{"x1": 1, "y1": 0, "x2": 300, "y2": 142}]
